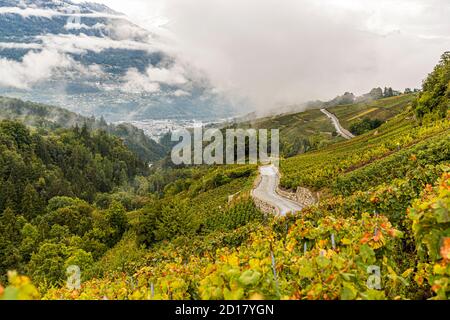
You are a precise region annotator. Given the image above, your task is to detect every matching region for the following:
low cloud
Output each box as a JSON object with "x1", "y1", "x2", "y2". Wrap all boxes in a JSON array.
[
  {"x1": 0, "y1": 7, "x2": 58, "y2": 18},
  {"x1": 94, "y1": 0, "x2": 450, "y2": 111},
  {"x1": 145, "y1": 64, "x2": 187, "y2": 85},
  {"x1": 120, "y1": 63, "x2": 189, "y2": 94},
  {"x1": 0, "y1": 50, "x2": 73, "y2": 89},
  {"x1": 121, "y1": 68, "x2": 161, "y2": 94},
  {"x1": 0, "y1": 6, "x2": 123, "y2": 19},
  {"x1": 64, "y1": 22, "x2": 107, "y2": 30},
  {"x1": 173, "y1": 89, "x2": 190, "y2": 97},
  {"x1": 0, "y1": 42, "x2": 41, "y2": 49},
  {"x1": 35, "y1": 33, "x2": 156, "y2": 54}
]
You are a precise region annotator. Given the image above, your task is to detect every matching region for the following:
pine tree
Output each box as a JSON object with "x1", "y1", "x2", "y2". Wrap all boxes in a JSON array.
[
  {"x1": 106, "y1": 200, "x2": 128, "y2": 246},
  {"x1": 81, "y1": 122, "x2": 90, "y2": 140},
  {"x1": 21, "y1": 183, "x2": 42, "y2": 220},
  {"x1": 0, "y1": 207, "x2": 22, "y2": 243},
  {"x1": 1, "y1": 178, "x2": 17, "y2": 212}
]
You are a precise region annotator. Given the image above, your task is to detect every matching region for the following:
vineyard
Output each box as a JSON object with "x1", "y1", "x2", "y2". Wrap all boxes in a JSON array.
[
  {"x1": 29, "y1": 171, "x2": 447, "y2": 300},
  {"x1": 280, "y1": 113, "x2": 450, "y2": 191},
  {"x1": 0, "y1": 53, "x2": 449, "y2": 301}
]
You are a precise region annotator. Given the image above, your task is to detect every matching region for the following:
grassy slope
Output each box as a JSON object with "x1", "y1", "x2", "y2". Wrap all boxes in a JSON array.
[
  {"x1": 247, "y1": 108, "x2": 342, "y2": 153},
  {"x1": 280, "y1": 109, "x2": 449, "y2": 191},
  {"x1": 328, "y1": 93, "x2": 416, "y2": 128},
  {"x1": 233, "y1": 94, "x2": 416, "y2": 157}
]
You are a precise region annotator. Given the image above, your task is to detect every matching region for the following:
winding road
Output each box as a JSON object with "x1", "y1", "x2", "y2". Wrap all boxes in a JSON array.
[
  {"x1": 252, "y1": 165, "x2": 304, "y2": 216},
  {"x1": 251, "y1": 110, "x2": 352, "y2": 216},
  {"x1": 320, "y1": 108, "x2": 355, "y2": 139}
]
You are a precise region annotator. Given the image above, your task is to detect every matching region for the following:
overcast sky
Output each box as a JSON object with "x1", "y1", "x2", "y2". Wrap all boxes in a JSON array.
[{"x1": 80, "y1": 0, "x2": 450, "y2": 108}]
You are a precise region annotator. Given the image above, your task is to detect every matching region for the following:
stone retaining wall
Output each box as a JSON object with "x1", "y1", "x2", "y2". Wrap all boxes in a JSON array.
[
  {"x1": 276, "y1": 186, "x2": 318, "y2": 208},
  {"x1": 252, "y1": 196, "x2": 279, "y2": 215},
  {"x1": 250, "y1": 168, "x2": 317, "y2": 215},
  {"x1": 275, "y1": 172, "x2": 318, "y2": 208}
]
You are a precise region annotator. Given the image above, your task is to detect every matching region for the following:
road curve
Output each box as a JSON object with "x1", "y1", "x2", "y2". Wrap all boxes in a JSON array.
[
  {"x1": 252, "y1": 165, "x2": 303, "y2": 216},
  {"x1": 320, "y1": 108, "x2": 355, "y2": 139}
]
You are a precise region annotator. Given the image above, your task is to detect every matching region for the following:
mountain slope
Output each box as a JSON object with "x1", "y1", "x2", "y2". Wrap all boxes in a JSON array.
[
  {"x1": 1, "y1": 52, "x2": 450, "y2": 301},
  {"x1": 39, "y1": 91, "x2": 450, "y2": 301},
  {"x1": 225, "y1": 94, "x2": 415, "y2": 158},
  {"x1": 0, "y1": 0, "x2": 236, "y2": 121},
  {"x1": 0, "y1": 96, "x2": 168, "y2": 162}
]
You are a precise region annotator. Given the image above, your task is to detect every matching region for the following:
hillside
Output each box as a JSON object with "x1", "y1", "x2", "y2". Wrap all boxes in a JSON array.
[
  {"x1": 37, "y1": 105, "x2": 448, "y2": 300},
  {"x1": 328, "y1": 93, "x2": 416, "y2": 129},
  {"x1": 229, "y1": 93, "x2": 415, "y2": 157},
  {"x1": 0, "y1": 53, "x2": 449, "y2": 301},
  {"x1": 0, "y1": 118, "x2": 154, "y2": 285},
  {"x1": 0, "y1": 96, "x2": 169, "y2": 162}
]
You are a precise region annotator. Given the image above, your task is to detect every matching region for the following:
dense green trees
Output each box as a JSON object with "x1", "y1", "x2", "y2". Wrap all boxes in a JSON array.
[
  {"x1": 368, "y1": 87, "x2": 383, "y2": 100},
  {"x1": 384, "y1": 87, "x2": 394, "y2": 98},
  {"x1": 0, "y1": 97, "x2": 169, "y2": 163},
  {"x1": 0, "y1": 120, "x2": 147, "y2": 213},
  {"x1": 414, "y1": 51, "x2": 450, "y2": 120},
  {"x1": 106, "y1": 201, "x2": 129, "y2": 246},
  {"x1": 0, "y1": 195, "x2": 134, "y2": 286},
  {"x1": 0, "y1": 120, "x2": 145, "y2": 284},
  {"x1": 349, "y1": 118, "x2": 383, "y2": 135}
]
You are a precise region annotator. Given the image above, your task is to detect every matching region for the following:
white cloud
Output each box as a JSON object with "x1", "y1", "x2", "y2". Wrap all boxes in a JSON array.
[
  {"x1": 145, "y1": 64, "x2": 187, "y2": 85},
  {"x1": 0, "y1": 7, "x2": 58, "y2": 18},
  {"x1": 95, "y1": 0, "x2": 450, "y2": 110},
  {"x1": 0, "y1": 42, "x2": 41, "y2": 49},
  {"x1": 173, "y1": 89, "x2": 190, "y2": 97},
  {"x1": 0, "y1": 6, "x2": 123, "y2": 19},
  {"x1": 120, "y1": 63, "x2": 188, "y2": 94},
  {"x1": 121, "y1": 68, "x2": 161, "y2": 94},
  {"x1": 0, "y1": 50, "x2": 73, "y2": 89},
  {"x1": 64, "y1": 22, "x2": 106, "y2": 30},
  {"x1": 2, "y1": 0, "x2": 449, "y2": 111},
  {"x1": 35, "y1": 33, "x2": 156, "y2": 54}
]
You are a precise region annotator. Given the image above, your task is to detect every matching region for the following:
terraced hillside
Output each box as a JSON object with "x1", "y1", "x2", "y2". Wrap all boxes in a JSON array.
[
  {"x1": 329, "y1": 93, "x2": 416, "y2": 129},
  {"x1": 35, "y1": 103, "x2": 448, "y2": 300},
  {"x1": 233, "y1": 93, "x2": 416, "y2": 157},
  {"x1": 1, "y1": 53, "x2": 449, "y2": 301},
  {"x1": 280, "y1": 111, "x2": 449, "y2": 191}
]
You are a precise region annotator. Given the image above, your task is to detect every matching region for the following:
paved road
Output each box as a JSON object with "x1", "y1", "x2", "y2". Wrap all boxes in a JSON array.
[
  {"x1": 252, "y1": 165, "x2": 303, "y2": 216},
  {"x1": 320, "y1": 108, "x2": 355, "y2": 139}
]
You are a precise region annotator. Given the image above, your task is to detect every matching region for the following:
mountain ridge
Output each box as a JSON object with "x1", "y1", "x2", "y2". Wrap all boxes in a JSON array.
[
  {"x1": 0, "y1": 95, "x2": 169, "y2": 162},
  {"x1": 0, "y1": 0, "x2": 238, "y2": 121}
]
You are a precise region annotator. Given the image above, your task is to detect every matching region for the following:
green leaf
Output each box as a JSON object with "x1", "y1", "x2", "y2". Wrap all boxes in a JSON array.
[
  {"x1": 359, "y1": 244, "x2": 376, "y2": 264},
  {"x1": 1, "y1": 287, "x2": 19, "y2": 300},
  {"x1": 298, "y1": 261, "x2": 315, "y2": 278},
  {"x1": 341, "y1": 273, "x2": 356, "y2": 281},
  {"x1": 434, "y1": 202, "x2": 449, "y2": 223},
  {"x1": 316, "y1": 256, "x2": 331, "y2": 268},
  {"x1": 223, "y1": 287, "x2": 244, "y2": 300},
  {"x1": 340, "y1": 282, "x2": 358, "y2": 300},
  {"x1": 238, "y1": 270, "x2": 261, "y2": 286},
  {"x1": 364, "y1": 289, "x2": 386, "y2": 300},
  {"x1": 423, "y1": 229, "x2": 443, "y2": 261}
]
